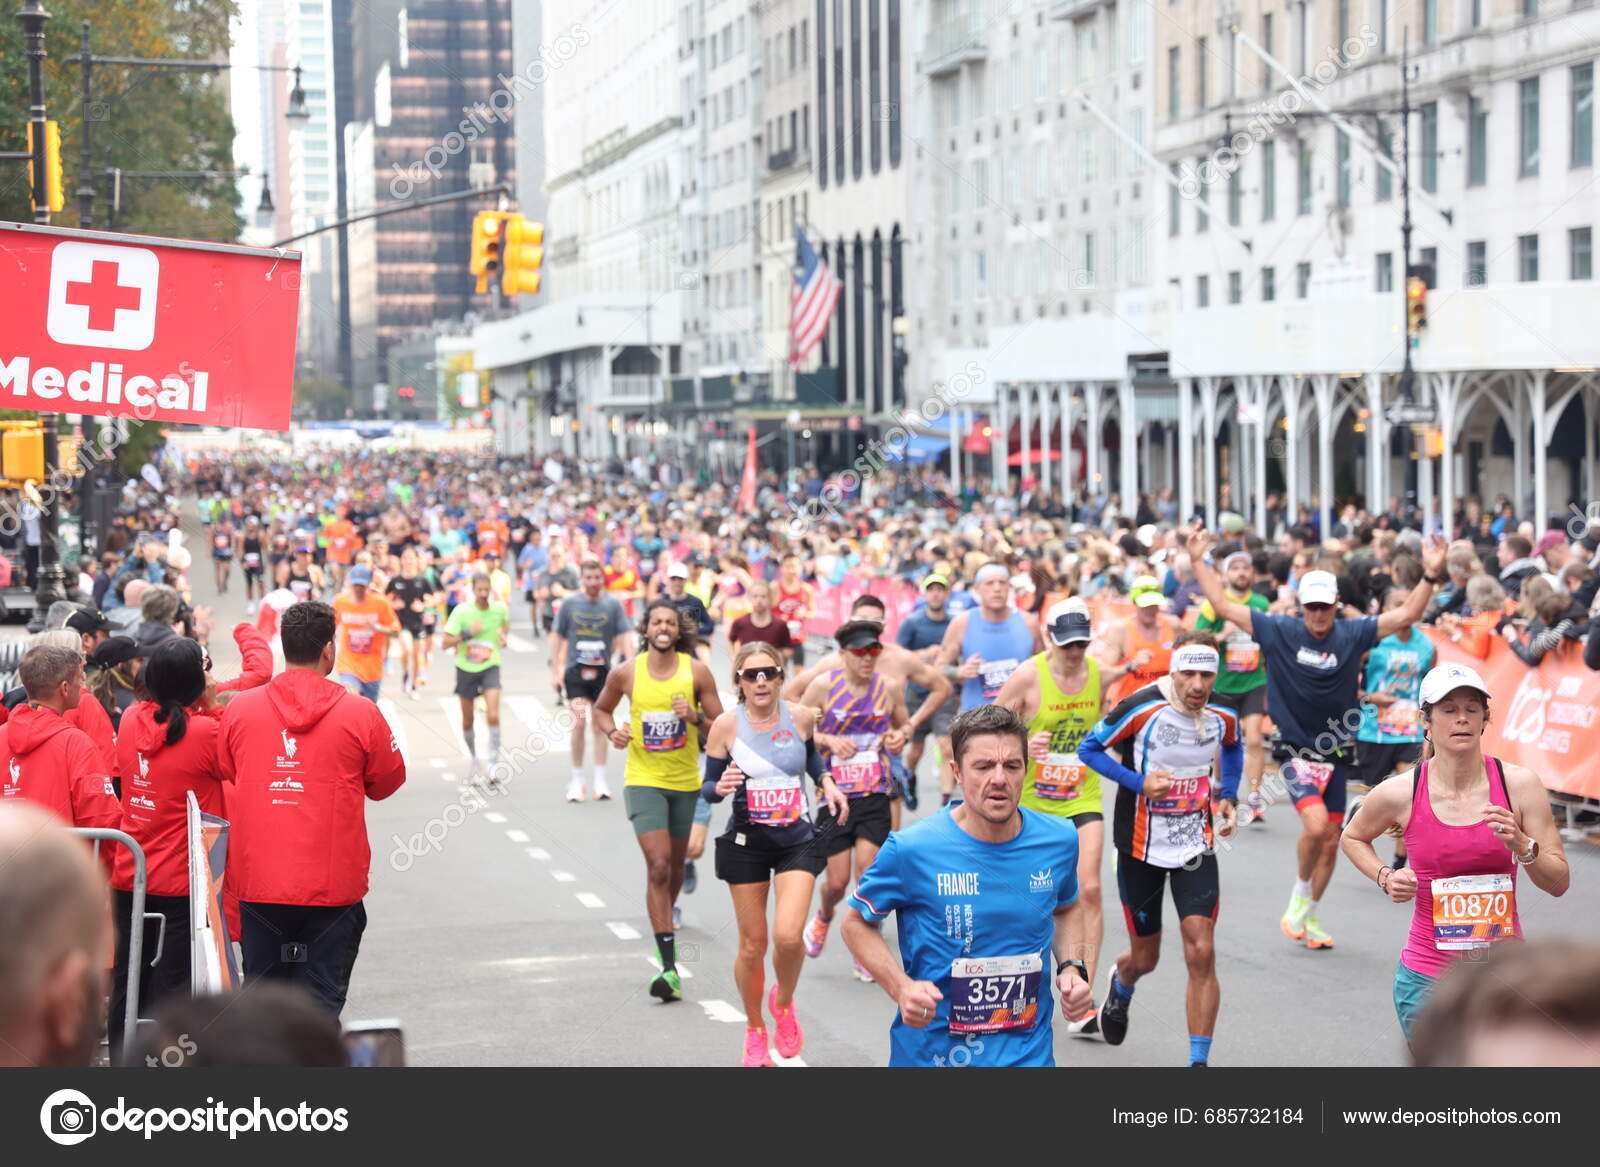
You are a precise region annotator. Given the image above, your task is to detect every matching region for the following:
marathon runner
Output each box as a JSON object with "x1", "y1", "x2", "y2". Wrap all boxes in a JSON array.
[
  {"x1": 440, "y1": 574, "x2": 511, "y2": 787},
  {"x1": 839, "y1": 704, "x2": 1092, "y2": 1067},
  {"x1": 1194, "y1": 551, "x2": 1271, "y2": 824},
  {"x1": 239, "y1": 517, "x2": 267, "y2": 616},
  {"x1": 896, "y1": 573, "x2": 958, "y2": 806},
  {"x1": 1078, "y1": 633, "x2": 1242, "y2": 1065},
  {"x1": 1097, "y1": 574, "x2": 1179, "y2": 707},
  {"x1": 210, "y1": 513, "x2": 235, "y2": 594},
  {"x1": 663, "y1": 562, "x2": 715, "y2": 665},
  {"x1": 518, "y1": 527, "x2": 549, "y2": 630},
  {"x1": 385, "y1": 546, "x2": 434, "y2": 699},
  {"x1": 1340, "y1": 663, "x2": 1569, "y2": 1043},
  {"x1": 994, "y1": 597, "x2": 1106, "y2": 1035},
  {"x1": 784, "y1": 593, "x2": 952, "y2": 823},
  {"x1": 1353, "y1": 587, "x2": 1436, "y2": 868},
  {"x1": 593, "y1": 600, "x2": 725, "y2": 1003},
  {"x1": 793, "y1": 619, "x2": 910, "y2": 981},
  {"x1": 277, "y1": 543, "x2": 325, "y2": 603},
  {"x1": 322, "y1": 505, "x2": 361, "y2": 593},
  {"x1": 551, "y1": 559, "x2": 633, "y2": 802},
  {"x1": 332, "y1": 565, "x2": 402, "y2": 702},
  {"x1": 938, "y1": 563, "x2": 1041, "y2": 717},
  {"x1": 772, "y1": 554, "x2": 815, "y2": 665},
  {"x1": 702, "y1": 643, "x2": 849, "y2": 1065},
  {"x1": 1187, "y1": 525, "x2": 1448, "y2": 951},
  {"x1": 726, "y1": 580, "x2": 795, "y2": 662}
]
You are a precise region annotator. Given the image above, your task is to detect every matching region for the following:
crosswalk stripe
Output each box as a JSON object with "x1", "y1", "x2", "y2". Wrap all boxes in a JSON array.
[
  {"x1": 606, "y1": 922, "x2": 641, "y2": 940},
  {"x1": 645, "y1": 953, "x2": 694, "y2": 980},
  {"x1": 699, "y1": 999, "x2": 745, "y2": 1024},
  {"x1": 550, "y1": 870, "x2": 576, "y2": 883},
  {"x1": 505, "y1": 828, "x2": 530, "y2": 844},
  {"x1": 575, "y1": 892, "x2": 605, "y2": 909},
  {"x1": 483, "y1": 812, "x2": 506, "y2": 824},
  {"x1": 525, "y1": 847, "x2": 551, "y2": 861}
]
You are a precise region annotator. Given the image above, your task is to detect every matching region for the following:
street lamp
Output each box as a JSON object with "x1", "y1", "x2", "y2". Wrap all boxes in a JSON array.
[{"x1": 285, "y1": 65, "x2": 311, "y2": 122}]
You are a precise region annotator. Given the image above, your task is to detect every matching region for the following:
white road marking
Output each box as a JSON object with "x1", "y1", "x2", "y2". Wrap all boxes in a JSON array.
[
  {"x1": 525, "y1": 847, "x2": 551, "y2": 861},
  {"x1": 504, "y1": 696, "x2": 567, "y2": 751},
  {"x1": 429, "y1": 757, "x2": 448, "y2": 769},
  {"x1": 699, "y1": 999, "x2": 746, "y2": 1024},
  {"x1": 377, "y1": 698, "x2": 409, "y2": 758},
  {"x1": 772, "y1": 1049, "x2": 808, "y2": 1068},
  {"x1": 575, "y1": 892, "x2": 605, "y2": 909},
  {"x1": 505, "y1": 632, "x2": 539, "y2": 654},
  {"x1": 440, "y1": 772, "x2": 458, "y2": 783},
  {"x1": 505, "y1": 828, "x2": 531, "y2": 843},
  {"x1": 483, "y1": 812, "x2": 507, "y2": 824},
  {"x1": 485, "y1": 954, "x2": 604, "y2": 969},
  {"x1": 606, "y1": 921, "x2": 641, "y2": 940},
  {"x1": 645, "y1": 953, "x2": 694, "y2": 979},
  {"x1": 550, "y1": 870, "x2": 576, "y2": 883}
]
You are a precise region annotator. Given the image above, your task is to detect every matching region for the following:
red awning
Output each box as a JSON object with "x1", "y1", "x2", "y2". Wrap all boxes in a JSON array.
[
  {"x1": 962, "y1": 418, "x2": 993, "y2": 454},
  {"x1": 1006, "y1": 448, "x2": 1064, "y2": 466}
]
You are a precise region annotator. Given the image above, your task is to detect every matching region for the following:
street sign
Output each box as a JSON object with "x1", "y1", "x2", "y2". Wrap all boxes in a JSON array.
[
  {"x1": 0, "y1": 223, "x2": 301, "y2": 430},
  {"x1": 1384, "y1": 402, "x2": 1437, "y2": 426}
]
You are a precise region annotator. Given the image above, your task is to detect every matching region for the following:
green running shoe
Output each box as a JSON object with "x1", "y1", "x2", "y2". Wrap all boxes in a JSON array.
[
  {"x1": 649, "y1": 967, "x2": 683, "y2": 1003},
  {"x1": 1280, "y1": 892, "x2": 1310, "y2": 940}
]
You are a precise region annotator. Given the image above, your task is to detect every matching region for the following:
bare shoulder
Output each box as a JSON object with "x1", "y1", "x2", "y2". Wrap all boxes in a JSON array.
[
  {"x1": 1499, "y1": 761, "x2": 1544, "y2": 799},
  {"x1": 706, "y1": 710, "x2": 737, "y2": 748},
  {"x1": 790, "y1": 703, "x2": 817, "y2": 736}
]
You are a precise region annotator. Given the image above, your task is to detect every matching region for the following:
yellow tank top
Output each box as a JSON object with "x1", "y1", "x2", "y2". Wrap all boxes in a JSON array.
[
  {"x1": 626, "y1": 653, "x2": 702, "y2": 790},
  {"x1": 1022, "y1": 653, "x2": 1103, "y2": 816},
  {"x1": 685, "y1": 573, "x2": 715, "y2": 607}
]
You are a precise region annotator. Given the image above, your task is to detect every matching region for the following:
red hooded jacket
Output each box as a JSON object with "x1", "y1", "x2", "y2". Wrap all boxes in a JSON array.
[
  {"x1": 217, "y1": 668, "x2": 405, "y2": 906},
  {"x1": 216, "y1": 621, "x2": 274, "y2": 694},
  {"x1": 113, "y1": 702, "x2": 227, "y2": 897},
  {"x1": 67, "y1": 688, "x2": 118, "y2": 780},
  {"x1": 0, "y1": 702, "x2": 121, "y2": 831}
]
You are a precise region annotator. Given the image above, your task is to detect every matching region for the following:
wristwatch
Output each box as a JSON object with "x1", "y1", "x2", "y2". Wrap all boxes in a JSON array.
[
  {"x1": 1056, "y1": 958, "x2": 1088, "y2": 981},
  {"x1": 1515, "y1": 838, "x2": 1539, "y2": 864}
]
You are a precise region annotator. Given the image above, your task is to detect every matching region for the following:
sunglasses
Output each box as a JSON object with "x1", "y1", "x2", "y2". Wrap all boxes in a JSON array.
[
  {"x1": 844, "y1": 643, "x2": 883, "y2": 658},
  {"x1": 202, "y1": 652, "x2": 214, "y2": 673},
  {"x1": 1303, "y1": 602, "x2": 1334, "y2": 612},
  {"x1": 738, "y1": 665, "x2": 783, "y2": 683}
]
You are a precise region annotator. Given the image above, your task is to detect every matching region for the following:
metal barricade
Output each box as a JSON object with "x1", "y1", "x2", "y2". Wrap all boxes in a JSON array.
[{"x1": 68, "y1": 827, "x2": 161, "y2": 1058}]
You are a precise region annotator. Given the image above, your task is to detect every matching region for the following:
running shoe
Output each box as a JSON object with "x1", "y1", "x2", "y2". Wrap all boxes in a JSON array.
[
  {"x1": 649, "y1": 967, "x2": 683, "y2": 1003},
  {"x1": 593, "y1": 772, "x2": 613, "y2": 801},
  {"x1": 1065, "y1": 1008, "x2": 1101, "y2": 1039},
  {"x1": 1280, "y1": 892, "x2": 1311, "y2": 940},
  {"x1": 1304, "y1": 916, "x2": 1335, "y2": 950},
  {"x1": 682, "y1": 860, "x2": 698, "y2": 895},
  {"x1": 672, "y1": 904, "x2": 682, "y2": 928},
  {"x1": 564, "y1": 776, "x2": 585, "y2": 803},
  {"x1": 1099, "y1": 971, "x2": 1130, "y2": 1046},
  {"x1": 768, "y1": 984, "x2": 804, "y2": 1059},
  {"x1": 741, "y1": 1027, "x2": 773, "y2": 1067},
  {"x1": 1247, "y1": 793, "x2": 1267, "y2": 825},
  {"x1": 803, "y1": 911, "x2": 829, "y2": 958},
  {"x1": 851, "y1": 958, "x2": 875, "y2": 983}
]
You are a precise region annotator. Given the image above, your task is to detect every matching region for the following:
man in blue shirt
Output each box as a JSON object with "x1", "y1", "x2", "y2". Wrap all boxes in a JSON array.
[
  {"x1": 841, "y1": 704, "x2": 1092, "y2": 1067},
  {"x1": 1186, "y1": 526, "x2": 1447, "y2": 953}
]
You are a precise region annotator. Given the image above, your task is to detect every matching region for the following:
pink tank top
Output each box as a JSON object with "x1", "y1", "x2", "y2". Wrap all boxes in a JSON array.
[{"x1": 1400, "y1": 756, "x2": 1521, "y2": 979}]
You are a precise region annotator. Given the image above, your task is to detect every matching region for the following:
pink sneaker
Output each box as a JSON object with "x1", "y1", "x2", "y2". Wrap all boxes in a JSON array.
[
  {"x1": 741, "y1": 1027, "x2": 773, "y2": 1068},
  {"x1": 803, "y1": 912, "x2": 829, "y2": 958},
  {"x1": 768, "y1": 984, "x2": 804, "y2": 1059},
  {"x1": 852, "y1": 958, "x2": 875, "y2": 983}
]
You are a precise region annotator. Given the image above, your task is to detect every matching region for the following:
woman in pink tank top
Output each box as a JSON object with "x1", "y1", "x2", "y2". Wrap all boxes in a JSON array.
[{"x1": 1341, "y1": 663, "x2": 1568, "y2": 1046}]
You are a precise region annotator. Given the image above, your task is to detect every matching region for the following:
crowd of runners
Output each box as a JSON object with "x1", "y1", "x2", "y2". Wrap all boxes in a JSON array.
[{"x1": 0, "y1": 447, "x2": 1585, "y2": 1068}]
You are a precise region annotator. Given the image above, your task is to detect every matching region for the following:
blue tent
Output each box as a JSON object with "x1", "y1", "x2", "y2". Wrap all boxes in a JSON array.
[{"x1": 886, "y1": 435, "x2": 951, "y2": 463}]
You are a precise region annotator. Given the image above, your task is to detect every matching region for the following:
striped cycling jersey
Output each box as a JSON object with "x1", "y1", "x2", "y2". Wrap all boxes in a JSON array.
[{"x1": 1079, "y1": 682, "x2": 1243, "y2": 868}]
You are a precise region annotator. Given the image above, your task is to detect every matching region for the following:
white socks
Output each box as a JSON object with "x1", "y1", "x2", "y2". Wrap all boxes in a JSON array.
[{"x1": 1293, "y1": 878, "x2": 1313, "y2": 899}]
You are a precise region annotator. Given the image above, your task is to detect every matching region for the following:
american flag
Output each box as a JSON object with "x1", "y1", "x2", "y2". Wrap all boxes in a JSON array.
[{"x1": 788, "y1": 226, "x2": 842, "y2": 368}]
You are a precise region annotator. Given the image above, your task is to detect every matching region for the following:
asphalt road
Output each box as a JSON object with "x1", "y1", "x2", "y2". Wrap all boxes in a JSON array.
[{"x1": 191, "y1": 516, "x2": 1600, "y2": 1068}]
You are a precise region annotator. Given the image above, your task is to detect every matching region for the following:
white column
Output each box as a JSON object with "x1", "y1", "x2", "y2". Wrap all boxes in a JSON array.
[
  {"x1": 1251, "y1": 378, "x2": 1269, "y2": 538},
  {"x1": 1201, "y1": 377, "x2": 1219, "y2": 529},
  {"x1": 1061, "y1": 388, "x2": 1076, "y2": 497},
  {"x1": 950, "y1": 407, "x2": 963, "y2": 487},
  {"x1": 1366, "y1": 373, "x2": 1386, "y2": 513},
  {"x1": 1313, "y1": 374, "x2": 1335, "y2": 541},
  {"x1": 1437, "y1": 373, "x2": 1462, "y2": 539},
  {"x1": 1585, "y1": 387, "x2": 1596, "y2": 504},
  {"x1": 1120, "y1": 377, "x2": 1138, "y2": 518},
  {"x1": 1178, "y1": 378, "x2": 1195, "y2": 524},
  {"x1": 992, "y1": 392, "x2": 1008, "y2": 493},
  {"x1": 1040, "y1": 385, "x2": 1054, "y2": 499},
  {"x1": 1087, "y1": 385, "x2": 1103, "y2": 498},
  {"x1": 1283, "y1": 376, "x2": 1301, "y2": 525},
  {"x1": 1020, "y1": 385, "x2": 1033, "y2": 493},
  {"x1": 1531, "y1": 371, "x2": 1549, "y2": 529},
  {"x1": 1419, "y1": 423, "x2": 1435, "y2": 536}
]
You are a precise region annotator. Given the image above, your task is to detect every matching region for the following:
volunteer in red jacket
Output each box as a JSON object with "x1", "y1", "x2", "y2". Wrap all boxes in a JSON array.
[
  {"x1": 218, "y1": 600, "x2": 406, "y2": 1015},
  {"x1": 109, "y1": 638, "x2": 227, "y2": 1063},
  {"x1": 0, "y1": 644, "x2": 120, "y2": 832}
]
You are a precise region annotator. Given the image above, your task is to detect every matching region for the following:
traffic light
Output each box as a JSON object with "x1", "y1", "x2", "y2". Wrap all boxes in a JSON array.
[
  {"x1": 470, "y1": 211, "x2": 509, "y2": 294},
  {"x1": 26, "y1": 120, "x2": 64, "y2": 214},
  {"x1": 500, "y1": 214, "x2": 544, "y2": 297},
  {"x1": 1406, "y1": 275, "x2": 1427, "y2": 344},
  {"x1": 1, "y1": 428, "x2": 44, "y2": 482}
]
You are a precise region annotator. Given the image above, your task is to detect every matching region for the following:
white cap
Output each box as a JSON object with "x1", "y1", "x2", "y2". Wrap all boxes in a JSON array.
[
  {"x1": 1044, "y1": 598, "x2": 1093, "y2": 645},
  {"x1": 1419, "y1": 662, "x2": 1491, "y2": 706},
  {"x1": 1298, "y1": 570, "x2": 1339, "y2": 606},
  {"x1": 667, "y1": 562, "x2": 690, "y2": 579}
]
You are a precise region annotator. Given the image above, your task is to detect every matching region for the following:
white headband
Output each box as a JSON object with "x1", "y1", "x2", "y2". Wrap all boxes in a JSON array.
[{"x1": 1170, "y1": 644, "x2": 1220, "y2": 674}]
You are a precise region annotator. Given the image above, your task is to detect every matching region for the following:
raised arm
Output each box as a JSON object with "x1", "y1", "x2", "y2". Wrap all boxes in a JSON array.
[
  {"x1": 1184, "y1": 527, "x2": 1254, "y2": 634},
  {"x1": 1376, "y1": 535, "x2": 1447, "y2": 639}
]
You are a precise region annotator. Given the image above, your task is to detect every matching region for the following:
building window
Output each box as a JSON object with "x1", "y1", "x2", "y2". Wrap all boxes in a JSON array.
[
  {"x1": 1518, "y1": 234, "x2": 1538, "y2": 281},
  {"x1": 1471, "y1": 0, "x2": 1482, "y2": 27},
  {"x1": 1377, "y1": 122, "x2": 1393, "y2": 201},
  {"x1": 974, "y1": 158, "x2": 988, "y2": 203},
  {"x1": 1298, "y1": 140, "x2": 1312, "y2": 214},
  {"x1": 1262, "y1": 140, "x2": 1276, "y2": 221},
  {"x1": 1010, "y1": 147, "x2": 1024, "y2": 203},
  {"x1": 850, "y1": 0, "x2": 863, "y2": 180},
  {"x1": 1521, "y1": 0, "x2": 1537, "y2": 17},
  {"x1": 1169, "y1": 163, "x2": 1181, "y2": 236},
  {"x1": 1337, "y1": 0, "x2": 1350, "y2": 62},
  {"x1": 1228, "y1": 270, "x2": 1242, "y2": 303},
  {"x1": 1197, "y1": 274, "x2": 1210, "y2": 307},
  {"x1": 869, "y1": 0, "x2": 881, "y2": 173},
  {"x1": 1010, "y1": 49, "x2": 1023, "y2": 110},
  {"x1": 1035, "y1": 144, "x2": 1049, "y2": 198},
  {"x1": 976, "y1": 249, "x2": 988, "y2": 298},
  {"x1": 1078, "y1": 129, "x2": 1095, "y2": 183},
  {"x1": 1375, "y1": 251, "x2": 1394, "y2": 292},
  {"x1": 1467, "y1": 240, "x2": 1487, "y2": 286},
  {"x1": 1080, "y1": 232, "x2": 1097, "y2": 286},
  {"x1": 1573, "y1": 63, "x2": 1594, "y2": 168},
  {"x1": 1379, "y1": 0, "x2": 1389, "y2": 52},
  {"x1": 1196, "y1": 36, "x2": 1207, "y2": 109},
  {"x1": 1468, "y1": 96, "x2": 1487, "y2": 186},
  {"x1": 1571, "y1": 227, "x2": 1593, "y2": 279},
  {"x1": 888, "y1": 0, "x2": 901, "y2": 167},
  {"x1": 1035, "y1": 44, "x2": 1049, "y2": 102},
  {"x1": 1168, "y1": 46, "x2": 1180, "y2": 119},
  {"x1": 1420, "y1": 246, "x2": 1438, "y2": 284},
  {"x1": 1196, "y1": 157, "x2": 1209, "y2": 232},
  {"x1": 1228, "y1": 168, "x2": 1242, "y2": 225},
  {"x1": 1295, "y1": 1, "x2": 1307, "y2": 73},
  {"x1": 1131, "y1": 220, "x2": 1148, "y2": 283},
  {"x1": 1337, "y1": 130, "x2": 1351, "y2": 207},
  {"x1": 1421, "y1": 102, "x2": 1438, "y2": 192},
  {"x1": 1424, "y1": 0, "x2": 1438, "y2": 44},
  {"x1": 1296, "y1": 261, "x2": 1311, "y2": 298},
  {"x1": 1262, "y1": 266, "x2": 1277, "y2": 301},
  {"x1": 1260, "y1": 13, "x2": 1274, "y2": 91},
  {"x1": 1519, "y1": 77, "x2": 1540, "y2": 177}
]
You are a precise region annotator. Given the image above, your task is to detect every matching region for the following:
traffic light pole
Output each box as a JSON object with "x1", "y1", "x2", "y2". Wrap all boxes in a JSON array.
[{"x1": 270, "y1": 183, "x2": 512, "y2": 248}]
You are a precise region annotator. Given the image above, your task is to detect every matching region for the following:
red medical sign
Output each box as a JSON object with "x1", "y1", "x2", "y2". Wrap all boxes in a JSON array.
[{"x1": 0, "y1": 222, "x2": 301, "y2": 431}]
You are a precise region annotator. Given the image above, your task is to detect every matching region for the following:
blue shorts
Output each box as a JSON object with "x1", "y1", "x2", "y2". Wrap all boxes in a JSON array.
[
  {"x1": 338, "y1": 674, "x2": 381, "y2": 702},
  {"x1": 1393, "y1": 960, "x2": 1437, "y2": 1043},
  {"x1": 1278, "y1": 756, "x2": 1350, "y2": 822},
  {"x1": 693, "y1": 794, "x2": 713, "y2": 827}
]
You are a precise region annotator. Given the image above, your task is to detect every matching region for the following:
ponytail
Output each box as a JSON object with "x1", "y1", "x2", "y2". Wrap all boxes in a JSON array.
[{"x1": 152, "y1": 697, "x2": 189, "y2": 746}]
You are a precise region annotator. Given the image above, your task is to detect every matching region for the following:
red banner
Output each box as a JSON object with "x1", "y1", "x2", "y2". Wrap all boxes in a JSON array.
[{"x1": 0, "y1": 223, "x2": 301, "y2": 430}]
